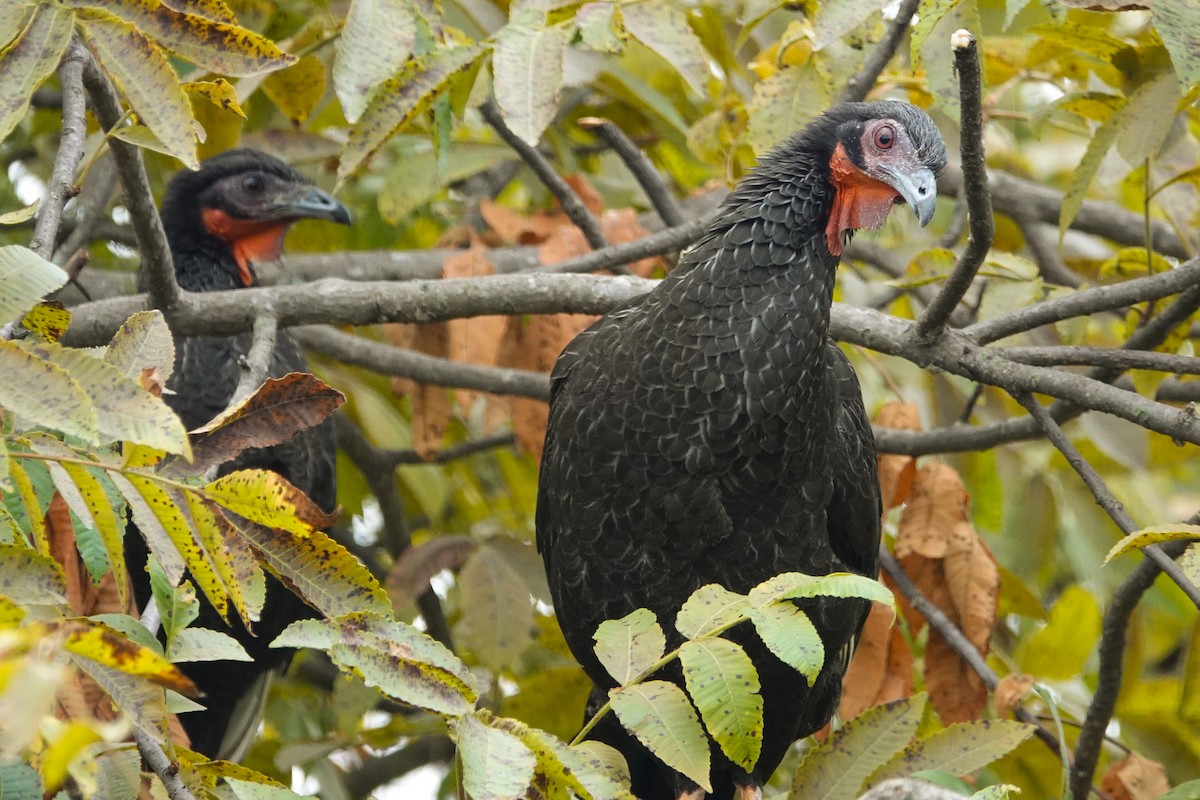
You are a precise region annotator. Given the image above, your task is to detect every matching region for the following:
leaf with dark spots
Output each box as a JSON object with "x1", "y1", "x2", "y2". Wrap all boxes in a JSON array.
[{"x1": 62, "y1": 619, "x2": 199, "y2": 696}]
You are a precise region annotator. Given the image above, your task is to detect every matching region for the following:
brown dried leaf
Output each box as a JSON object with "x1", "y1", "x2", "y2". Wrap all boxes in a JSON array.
[
  {"x1": 443, "y1": 246, "x2": 507, "y2": 411},
  {"x1": 994, "y1": 673, "x2": 1035, "y2": 719},
  {"x1": 944, "y1": 520, "x2": 999, "y2": 653},
  {"x1": 874, "y1": 404, "x2": 921, "y2": 510},
  {"x1": 538, "y1": 226, "x2": 591, "y2": 265},
  {"x1": 480, "y1": 199, "x2": 556, "y2": 244},
  {"x1": 46, "y1": 493, "x2": 89, "y2": 615},
  {"x1": 387, "y1": 535, "x2": 476, "y2": 600},
  {"x1": 1101, "y1": 753, "x2": 1170, "y2": 800},
  {"x1": 186, "y1": 373, "x2": 345, "y2": 475},
  {"x1": 503, "y1": 314, "x2": 597, "y2": 458},
  {"x1": 925, "y1": 627, "x2": 987, "y2": 724},
  {"x1": 139, "y1": 367, "x2": 165, "y2": 398},
  {"x1": 599, "y1": 208, "x2": 665, "y2": 277},
  {"x1": 895, "y1": 463, "x2": 969, "y2": 559},
  {"x1": 839, "y1": 600, "x2": 913, "y2": 720},
  {"x1": 388, "y1": 323, "x2": 451, "y2": 459}
]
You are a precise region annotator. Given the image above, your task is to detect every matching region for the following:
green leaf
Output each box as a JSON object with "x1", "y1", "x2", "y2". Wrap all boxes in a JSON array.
[
  {"x1": 871, "y1": 720, "x2": 1036, "y2": 784},
  {"x1": 679, "y1": 638, "x2": 762, "y2": 771},
  {"x1": 378, "y1": 141, "x2": 515, "y2": 224},
  {"x1": 1016, "y1": 585, "x2": 1101, "y2": 680},
  {"x1": 261, "y1": 54, "x2": 326, "y2": 125},
  {"x1": 571, "y1": 741, "x2": 634, "y2": 798},
  {"x1": 147, "y1": 562, "x2": 199, "y2": 641},
  {"x1": 493, "y1": 19, "x2": 572, "y2": 146},
  {"x1": 61, "y1": 462, "x2": 127, "y2": 602},
  {"x1": 274, "y1": 612, "x2": 477, "y2": 715},
  {"x1": 1158, "y1": 780, "x2": 1200, "y2": 800},
  {"x1": 620, "y1": 0, "x2": 710, "y2": 95},
  {"x1": 0, "y1": 246, "x2": 69, "y2": 326},
  {"x1": 226, "y1": 778, "x2": 308, "y2": 800},
  {"x1": 812, "y1": 0, "x2": 884, "y2": 50},
  {"x1": 5, "y1": 455, "x2": 52, "y2": 549},
  {"x1": 455, "y1": 714, "x2": 537, "y2": 800},
  {"x1": 749, "y1": 571, "x2": 895, "y2": 608},
  {"x1": 789, "y1": 693, "x2": 926, "y2": 800},
  {"x1": 1152, "y1": 0, "x2": 1200, "y2": 84},
  {"x1": 747, "y1": 602, "x2": 824, "y2": 683},
  {"x1": 64, "y1": 0, "x2": 297, "y2": 77},
  {"x1": 22, "y1": 341, "x2": 190, "y2": 455},
  {"x1": 104, "y1": 310, "x2": 175, "y2": 384},
  {"x1": 109, "y1": 472, "x2": 187, "y2": 586},
  {"x1": 0, "y1": 5, "x2": 73, "y2": 144},
  {"x1": 577, "y1": 1, "x2": 622, "y2": 53},
  {"x1": 745, "y1": 65, "x2": 827, "y2": 157},
  {"x1": 228, "y1": 518, "x2": 391, "y2": 619},
  {"x1": 340, "y1": 44, "x2": 483, "y2": 181},
  {"x1": 909, "y1": 0, "x2": 963, "y2": 68},
  {"x1": 1060, "y1": 103, "x2": 1122, "y2": 236},
  {"x1": 610, "y1": 680, "x2": 711, "y2": 792},
  {"x1": 69, "y1": 654, "x2": 171, "y2": 742},
  {"x1": 333, "y1": 0, "x2": 419, "y2": 123},
  {"x1": 1116, "y1": 70, "x2": 1181, "y2": 166},
  {"x1": 166, "y1": 626, "x2": 252, "y2": 662},
  {"x1": 456, "y1": 541, "x2": 535, "y2": 671},
  {"x1": 0, "y1": 543, "x2": 67, "y2": 605},
  {"x1": 1104, "y1": 523, "x2": 1200, "y2": 564},
  {"x1": 0, "y1": 758, "x2": 43, "y2": 800},
  {"x1": 75, "y1": 10, "x2": 197, "y2": 168},
  {"x1": 675, "y1": 583, "x2": 750, "y2": 639},
  {"x1": 593, "y1": 607, "x2": 666, "y2": 686},
  {"x1": 93, "y1": 749, "x2": 141, "y2": 800}
]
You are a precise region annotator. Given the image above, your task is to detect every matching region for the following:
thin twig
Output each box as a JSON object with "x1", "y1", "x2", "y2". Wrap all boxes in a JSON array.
[
  {"x1": 916, "y1": 31, "x2": 993, "y2": 340},
  {"x1": 577, "y1": 117, "x2": 684, "y2": 227},
  {"x1": 1066, "y1": 540, "x2": 1191, "y2": 799},
  {"x1": 879, "y1": 548, "x2": 1067, "y2": 758},
  {"x1": 479, "y1": 98, "x2": 609, "y2": 252},
  {"x1": 1014, "y1": 392, "x2": 1200, "y2": 608},
  {"x1": 937, "y1": 190, "x2": 969, "y2": 250},
  {"x1": 535, "y1": 216, "x2": 708, "y2": 274},
  {"x1": 965, "y1": 256, "x2": 1200, "y2": 344},
  {"x1": 133, "y1": 728, "x2": 196, "y2": 800},
  {"x1": 80, "y1": 51, "x2": 180, "y2": 311},
  {"x1": 54, "y1": 156, "x2": 119, "y2": 265},
  {"x1": 29, "y1": 41, "x2": 88, "y2": 260},
  {"x1": 999, "y1": 345, "x2": 1200, "y2": 374},
  {"x1": 1015, "y1": 213, "x2": 1082, "y2": 288},
  {"x1": 294, "y1": 325, "x2": 550, "y2": 400},
  {"x1": 230, "y1": 308, "x2": 279, "y2": 406},
  {"x1": 837, "y1": 0, "x2": 922, "y2": 104},
  {"x1": 379, "y1": 432, "x2": 516, "y2": 469}
]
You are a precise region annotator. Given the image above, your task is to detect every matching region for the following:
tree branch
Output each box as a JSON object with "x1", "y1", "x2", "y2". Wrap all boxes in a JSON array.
[
  {"x1": 230, "y1": 308, "x2": 279, "y2": 406},
  {"x1": 479, "y1": 98, "x2": 609, "y2": 252},
  {"x1": 1013, "y1": 392, "x2": 1200, "y2": 608},
  {"x1": 377, "y1": 432, "x2": 516, "y2": 469},
  {"x1": 29, "y1": 40, "x2": 88, "y2": 261},
  {"x1": 80, "y1": 51, "x2": 180, "y2": 311},
  {"x1": 133, "y1": 728, "x2": 196, "y2": 800},
  {"x1": 916, "y1": 31, "x2": 992, "y2": 339},
  {"x1": 837, "y1": 0, "x2": 921, "y2": 104},
  {"x1": 577, "y1": 117, "x2": 684, "y2": 228},
  {"x1": 294, "y1": 326, "x2": 549, "y2": 400},
  {"x1": 1067, "y1": 539, "x2": 1191, "y2": 799}
]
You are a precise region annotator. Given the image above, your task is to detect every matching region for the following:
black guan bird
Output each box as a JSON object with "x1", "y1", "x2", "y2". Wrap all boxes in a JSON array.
[
  {"x1": 536, "y1": 102, "x2": 946, "y2": 800},
  {"x1": 127, "y1": 148, "x2": 350, "y2": 760}
]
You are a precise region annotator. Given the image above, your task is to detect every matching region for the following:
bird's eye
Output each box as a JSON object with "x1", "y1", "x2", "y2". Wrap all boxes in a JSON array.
[
  {"x1": 873, "y1": 124, "x2": 896, "y2": 150},
  {"x1": 242, "y1": 174, "x2": 266, "y2": 193}
]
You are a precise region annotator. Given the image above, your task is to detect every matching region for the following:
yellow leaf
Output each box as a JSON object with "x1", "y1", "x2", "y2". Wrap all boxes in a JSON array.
[
  {"x1": 41, "y1": 723, "x2": 102, "y2": 792},
  {"x1": 261, "y1": 53, "x2": 325, "y2": 124},
  {"x1": 62, "y1": 620, "x2": 197, "y2": 695},
  {"x1": 204, "y1": 469, "x2": 336, "y2": 537},
  {"x1": 182, "y1": 78, "x2": 245, "y2": 118},
  {"x1": 21, "y1": 301, "x2": 71, "y2": 342},
  {"x1": 1104, "y1": 524, "x2": 1200, "y2": 564}
]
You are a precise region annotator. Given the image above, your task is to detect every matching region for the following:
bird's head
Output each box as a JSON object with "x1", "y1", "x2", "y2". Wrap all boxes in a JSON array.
[
  {"x1": 806, "y1": 101, "x2": 947, "y2": 256},
  {"x1": 162, "y1": 148, "x2": 351, "y2": 288}
]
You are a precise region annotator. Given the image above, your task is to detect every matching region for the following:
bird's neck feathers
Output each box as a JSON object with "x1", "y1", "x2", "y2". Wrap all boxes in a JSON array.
[{"x1": 166, "y1": 216, "x2": 257, "y2": 292}]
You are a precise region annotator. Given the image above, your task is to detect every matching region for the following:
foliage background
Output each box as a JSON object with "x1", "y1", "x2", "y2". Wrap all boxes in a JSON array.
[{"x1": 2, "y1": 0, "x2": 1200, "y2": 798}]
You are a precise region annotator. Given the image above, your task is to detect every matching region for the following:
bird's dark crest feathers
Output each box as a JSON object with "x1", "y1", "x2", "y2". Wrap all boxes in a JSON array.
[{"x1": 536, "y1": 101, "x2": 945, "y2": 799}]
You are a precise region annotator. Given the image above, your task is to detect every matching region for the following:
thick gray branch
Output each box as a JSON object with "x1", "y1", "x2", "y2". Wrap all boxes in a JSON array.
[{"x1": 29, "y1": 41, "x2": 88, "y2": 260}]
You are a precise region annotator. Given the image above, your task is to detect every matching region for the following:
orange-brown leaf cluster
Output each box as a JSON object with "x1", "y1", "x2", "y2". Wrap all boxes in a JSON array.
[
  {"x1": 1101, "y1": 753, "x2": 1171, "y2": 800},
  {"x1": 389, "y1": 175, "x2": 662, "y2": 459},
  {"x1": 840, "y1": 403, "x2": 1000, "y2": 726}
]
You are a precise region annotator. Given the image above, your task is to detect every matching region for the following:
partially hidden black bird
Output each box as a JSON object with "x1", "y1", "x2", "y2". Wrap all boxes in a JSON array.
[
  {"x1": 127, "y1": 148, "x2": 351, "y2": 760},
  {"x1": 536, "y1": 102, "x2": 946, "y2": 800}
]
